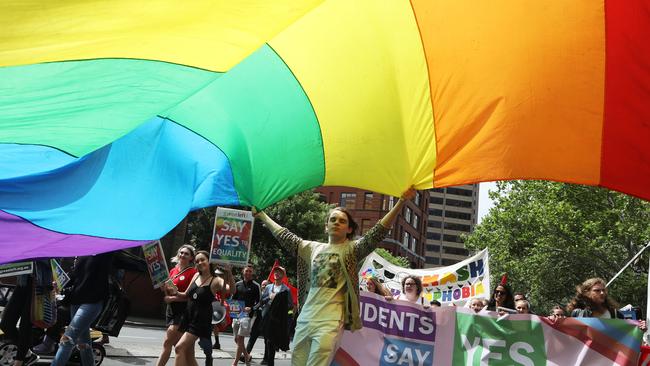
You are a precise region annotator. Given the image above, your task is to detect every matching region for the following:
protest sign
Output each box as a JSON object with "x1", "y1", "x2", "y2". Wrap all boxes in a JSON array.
[
  {"x1": 50, "y1": 259, "x2": 70, "y2": 291},
  {"x1": 0, "y1": 261, "x2": 33, "y2": 278},
  {"x1": 226, "y1": 299, "x2": 246, "y2": 319},
  {"x1": 210, "y1": 207, "x2": 254, "y2": 266},
  {"x1": 332, "y1": 293, "x2": 642, "y2": 366},
  {"x1": 360, "y1": 249, "x2": 490, "y2": 306},
  {"x1": 142, "y1": 240, "x2": 169, "y2": 289}
]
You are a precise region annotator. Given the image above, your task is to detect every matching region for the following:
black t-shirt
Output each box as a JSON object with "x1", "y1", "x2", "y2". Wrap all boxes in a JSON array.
[
  {"x1": 69, "y1": 252, "x2": 114, "y2": 305},
  {"x1": 232, "y1": 280, "x2": 260, "y2": 308}
]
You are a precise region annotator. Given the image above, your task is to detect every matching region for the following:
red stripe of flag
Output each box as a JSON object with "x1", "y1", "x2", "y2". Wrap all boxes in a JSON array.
[{"x1": 601, "y1": 0, "x2": 650, "y2": 200}]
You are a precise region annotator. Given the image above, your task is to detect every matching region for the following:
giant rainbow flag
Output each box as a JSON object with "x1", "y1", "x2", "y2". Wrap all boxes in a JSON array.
[{"x1": 1, "y1": 1, "x2": 649, "y2": 263}]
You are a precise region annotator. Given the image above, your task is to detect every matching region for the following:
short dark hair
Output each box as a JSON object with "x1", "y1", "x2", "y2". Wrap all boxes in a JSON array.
[
  {"x1": 430, "y1": 300, "x2": 441, "y2": 307},
  {"x1": 401, "y1": 275, "x2": 423, "y2": 297},
  {"x1": 329, "y1": 207, "x2": 358, "y2": 239}
]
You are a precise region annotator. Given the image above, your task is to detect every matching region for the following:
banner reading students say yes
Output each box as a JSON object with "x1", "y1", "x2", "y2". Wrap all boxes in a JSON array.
[
  {"x1": 360, "y1": 249, "x2": 490, "y2": 305},
  {"x1": 332, "y1": 293, "x2": 642, "y2": 366},
  {"x1": 210, "y1": 207, "x2": 254, "y2": 266}
]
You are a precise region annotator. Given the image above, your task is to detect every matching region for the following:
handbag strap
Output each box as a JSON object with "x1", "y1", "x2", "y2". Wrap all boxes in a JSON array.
[{"x1": 169, "y1": 266, "x2": 193, "y2": 282}]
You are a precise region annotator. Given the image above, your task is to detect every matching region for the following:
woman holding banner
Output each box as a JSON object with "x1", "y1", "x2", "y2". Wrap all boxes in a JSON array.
[
  {"x1": 156, "y1": 244, "x2": 197, "y2": 366},
  {"x1": 395, "y1": 275, "x2": 424, "y2": 304},
  {"x1": 254, "y1": 187, "x2": 415, "y2": 366},
  {"x1": 165, "y1": 250, "x2": 235, "y2": 366},
  {"x1": 567, "y1": 278, "x2": 624, "y2": 319},
  {"x1": 567, "y1": 278, "x2": 647, "y2": 331}
]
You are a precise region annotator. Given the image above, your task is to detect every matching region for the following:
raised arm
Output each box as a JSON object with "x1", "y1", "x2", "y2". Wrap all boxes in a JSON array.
[
  {"x1": 253, "y1": 208, "x2": 304, "y2": 251},
  {"x1": 379, "y1": 187, "x2": 416, "y2": 229},
  {"x1": 356, "y1": 188, "x2": 416, "y2": 258}
]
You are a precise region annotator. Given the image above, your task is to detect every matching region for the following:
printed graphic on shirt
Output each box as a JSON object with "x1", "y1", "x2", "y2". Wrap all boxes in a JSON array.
[{"x1": 311, "y1": 252, "x2": 341, "y2": 288}]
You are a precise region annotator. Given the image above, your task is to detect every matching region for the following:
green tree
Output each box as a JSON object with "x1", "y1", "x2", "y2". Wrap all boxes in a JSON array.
[
  {"x1": 185, "y1": 190, "x2": 330, "y2": 280},
  {"x1": 374, "y1": 248, "x2": 410, "y2": 268},
  {"x1": 465, "y1": 181, "x2": 650, "y2": 314}
]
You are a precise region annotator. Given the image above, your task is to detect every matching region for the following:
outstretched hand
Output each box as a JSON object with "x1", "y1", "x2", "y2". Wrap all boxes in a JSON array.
[{"x1": 401, "y1": 187, "x2": 416, "y2": 201}]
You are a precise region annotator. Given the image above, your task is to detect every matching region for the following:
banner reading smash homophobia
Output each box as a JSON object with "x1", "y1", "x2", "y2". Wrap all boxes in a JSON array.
[
  {"x1": 332, "y1": 293, "x2": 643, "y2": 366},
  {"x1": 360, "y1": 249, "x2": 490, "y2": 305}
]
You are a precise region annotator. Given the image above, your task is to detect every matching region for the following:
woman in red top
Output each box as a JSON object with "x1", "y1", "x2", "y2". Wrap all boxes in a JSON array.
[{"x1": 156, "y1": 244, "x2": 198, "y2": 366}]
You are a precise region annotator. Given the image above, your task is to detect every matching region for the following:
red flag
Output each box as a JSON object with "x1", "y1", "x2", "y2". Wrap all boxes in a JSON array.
[{"x1": 267, "y1": 259, "x2": 298, "y2": 306}]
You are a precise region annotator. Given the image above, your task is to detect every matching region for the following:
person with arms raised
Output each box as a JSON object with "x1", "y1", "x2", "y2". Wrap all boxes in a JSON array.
[{"x1": 254, "y1": 187, "x2": 415, "y2": 365}]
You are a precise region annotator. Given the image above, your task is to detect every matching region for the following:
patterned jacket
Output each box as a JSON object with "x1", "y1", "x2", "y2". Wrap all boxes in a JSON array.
[{"x1": 272, "y1": 223, "x2": 389, "y2": 331}]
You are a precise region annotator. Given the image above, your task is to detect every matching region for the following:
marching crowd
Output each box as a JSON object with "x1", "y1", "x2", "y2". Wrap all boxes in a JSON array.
[
  {"x1": 157, "y1": 246, "x2": 296, "y2": 366},
  {"x1": 2, "y1": 186, "x2": 646, "y2": 366}
]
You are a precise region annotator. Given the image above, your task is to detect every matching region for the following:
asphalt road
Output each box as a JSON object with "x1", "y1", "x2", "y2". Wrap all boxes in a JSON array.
[{"x1": 37, "y1": 325, "x2": 292, "y2": 366}]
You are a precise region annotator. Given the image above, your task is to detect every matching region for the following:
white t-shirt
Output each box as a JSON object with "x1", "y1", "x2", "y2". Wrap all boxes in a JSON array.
[{"x1": 297, "y1": 243, "x2": 349, "y2": 322}]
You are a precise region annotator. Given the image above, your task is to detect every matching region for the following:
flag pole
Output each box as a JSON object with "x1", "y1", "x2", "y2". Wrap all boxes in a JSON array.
[{"x1": 606, "y1": 241, "x2": 650, "y2": 288}]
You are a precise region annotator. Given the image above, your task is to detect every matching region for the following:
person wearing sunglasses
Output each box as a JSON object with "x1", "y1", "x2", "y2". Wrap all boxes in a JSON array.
[{"x1": 487, "y1": 283, "x2": 515, "y2": 312}]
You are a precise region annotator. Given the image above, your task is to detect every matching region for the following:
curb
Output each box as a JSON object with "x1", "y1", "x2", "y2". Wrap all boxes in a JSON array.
[{"x1": 123, "y1": 320, "x2": 167, "y2": 329}]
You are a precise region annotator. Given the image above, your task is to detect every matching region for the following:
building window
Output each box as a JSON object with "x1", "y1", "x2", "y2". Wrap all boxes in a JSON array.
[
  {"x1": 443, "y1": 234, "x2": 463, "y2": 243},
  {"x1": 445, "y1": 210, "x2": 471, "y2": 220},
  {"x1": 388, "y1": 196, "x2": 395, "y2": 210},
  {"x1": 426, "y1": 244, "x2": 440, "y2": 252},
  {"x1": 432, "y1": 188, "x2": 445, "y2": 193},
  {"x1": 428, "y1": 208, "x2": 443, "y2": 217},
  {"x1": 443, "y1": 247, "x2": 470, "y2": 256},
  {"x1": 430, "y1": 196, "x2": 444, "y2": 204},
  {"x1": 444, "y1": 222, "x2": 471, "y2": 232},
  {"x1": 426, "y1": 257, "x2": 440, "y2": 265},
  {"x1": 426, "y1": 232, "x2": 441, "y2": 240},
  {"x1": 340, "y1": 193, "x2": 356, "y2": 208},
  {"x1": 446, "y1": 187, "x2": 473, "y2": 197},
  {"x1": 441, "y1": 258, "x2": 457, "y2": 266},
  {"x1": 413, "y1": 214, "x2": 419, "y2": 230},
  {"x1": 428, "y1": 220, "x2": 442, "y2": 228},
  {"x1": 405, "y1": 207, "x2": 412, "y2": 223},
  {"x1": 364, "y1": 192, "x2": 374, "y2": 209},
  {"x1": 411, "y1": 237, "x2": 417, "y2": 251},
  {"x1": 361, "y1": 219, "x2": 373, "y2": 234},
  {"x1": 403, "y1": 232, "x2": 410, "y2": 247},
  {"x1": 415, "y1": 191, "x2": 421, "y2": 206},
  {"x1": 445, "y1": 198, "x2": 472, "y2": 208}
]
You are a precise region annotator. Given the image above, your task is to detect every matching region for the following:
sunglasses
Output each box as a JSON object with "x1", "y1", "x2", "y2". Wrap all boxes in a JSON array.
[
  {"x1": 494, "y1": 290, "x2": 506, "y2": 296},
  {"x1": 179, "y1": 251, "x2": 192, "y2": 256}
]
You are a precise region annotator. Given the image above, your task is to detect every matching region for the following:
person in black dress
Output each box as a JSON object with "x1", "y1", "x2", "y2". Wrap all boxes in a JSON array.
[{"x1": 164, "y1": 251, "x2": 234, "y2": 366}]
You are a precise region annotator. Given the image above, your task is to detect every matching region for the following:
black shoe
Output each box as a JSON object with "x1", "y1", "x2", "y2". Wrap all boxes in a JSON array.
[
  {"x1": 260, "y1": 359, "x2": 268, "y2": 365},
  {"x1": 239, "y1": 356, "x2": 245, "y2": 362},
  {"x1": 24, "y1": 352, "x2": 40, "y2": 366},
  {"x1": 212, "y1": 342, "x2": 221, "y2": 350}
]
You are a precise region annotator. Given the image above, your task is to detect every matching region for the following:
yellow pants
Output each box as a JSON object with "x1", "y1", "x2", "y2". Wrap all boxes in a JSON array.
[{"x1": 291, "y1": 320, "x2": 343, "y2": 366}]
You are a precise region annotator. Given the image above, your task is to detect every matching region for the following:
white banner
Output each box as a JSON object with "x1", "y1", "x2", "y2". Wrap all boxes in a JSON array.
[{"x1": 359, "y1": 249, "x2": 490, "y2": 305}]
